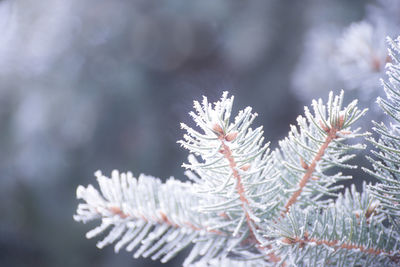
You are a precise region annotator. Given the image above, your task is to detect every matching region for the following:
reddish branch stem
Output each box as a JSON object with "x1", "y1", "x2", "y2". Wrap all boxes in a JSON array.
[
  {"x1": 106, "y1": 206, "x2": 224, "y2": 235},
  {"x1": 282, "y1": 233, "x2": 387, "y2": 256},
  {"x1": 218, "y1": 136, "x2": 254, "y2": 234},
  {"x1": 283, "y1": 126, "x2": 339, "y2": 214},
  {"x1": 215, "y1": 126, "x2": 281, "y2": 264},
  {"x1": 213, "y1": 124, "x2": 255, "y2": 230},
  {"x1": 220, "y1": 141, "x2": 251, "y2": 215}
]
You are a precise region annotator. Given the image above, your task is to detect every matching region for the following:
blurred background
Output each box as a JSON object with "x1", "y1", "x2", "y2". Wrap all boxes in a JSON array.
[{"x1": 0, "y1": 0, "x2": 396, "y2": 266}]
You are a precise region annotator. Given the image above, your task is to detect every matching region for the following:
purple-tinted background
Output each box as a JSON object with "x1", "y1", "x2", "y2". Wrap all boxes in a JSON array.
[{"x1": 0, "y1": 0, "x2": 370, "y2": 266}]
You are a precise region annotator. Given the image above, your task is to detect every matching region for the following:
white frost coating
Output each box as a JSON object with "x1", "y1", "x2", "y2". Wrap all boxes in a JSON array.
[
  {"x1": 179, "y1": 92, "x2": 280, "y2": 244},
  {"x1": 368, "y1": 36, "x2": 400, "y2": 233},
  {"x1": 74, "y1": 89, "x2": 400, "y2": 266},
  {"x1": 74, "y1": 170, "x2": 238, "y2": 265}
]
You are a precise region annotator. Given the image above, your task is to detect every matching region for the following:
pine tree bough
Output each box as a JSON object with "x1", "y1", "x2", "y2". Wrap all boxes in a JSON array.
[
  {"x1": 214, "y1": 124, "x2": 257, "y2": 239},
  {"x1": 281, "y1": 231, "x2": 390, "y2": 257},
  {"x1": 283, "y1": 121, "x2": 342, "y2": 214},
  {"x1": 74, "y1": 36, "x2": 400, "y2": 266}
]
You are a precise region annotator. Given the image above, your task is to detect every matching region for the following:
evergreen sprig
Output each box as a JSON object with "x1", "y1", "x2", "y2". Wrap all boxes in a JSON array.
[
  {"x1": 73, "y1": 35, "x2": 400, "y2": 267},
  {"x1": 179, "y1": 92, "x2": 280, "y2": 245},
  {"x1": 269, "y1": 183, "x2": 399, "y2": 266},
  {"x1": 74, "y1": 171, "x2": 234, "y2": 265},
  {"x1": 366, "y1": 36, "x2": 400, "y2": 220},
  {"x1": 273, "y1": 91, "x2": 367, "y2": 215}
]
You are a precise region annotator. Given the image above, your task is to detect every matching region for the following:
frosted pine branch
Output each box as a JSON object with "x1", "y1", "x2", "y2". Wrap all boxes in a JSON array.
[
  {"x1": 74, "y1": 84, "x2": 400, "y2": 266},
  {"x1": 74, "y1": 170, "x2": 241, "y2": 266},
  {"x1": 269, "y1": 184, "x2": 399, "y2": 266},
  {"x1": 273, "y1": 90, "x2": 367, "y2": 215},
  {"x1": 179, "y1": 92, "x2": 280, "y2": 247},
  {"x1": 367, "y1": 36, "x2": 400, "y2": 222}
]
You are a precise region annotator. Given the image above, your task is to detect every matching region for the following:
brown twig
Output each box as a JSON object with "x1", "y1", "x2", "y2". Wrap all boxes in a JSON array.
[
  {"x1": 283, "y1": 121, "x2": 342, "y2": 214},
  {"x1": 106, "y1": 206, "x2": 224, "y2": 235},
  {"x1": 215, "y1": 126, "x2": 254, "y2": 235},
  {"x1": 282, "y1": 232, "x2": 388, "y2": 256},
  {"x1": 214, "y1": 124, "x2": 282, "y2": 264}
]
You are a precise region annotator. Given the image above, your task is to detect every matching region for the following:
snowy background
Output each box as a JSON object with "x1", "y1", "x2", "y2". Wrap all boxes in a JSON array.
[{"x1": 0, "y1": 0, "x2": 394, "y2": 266}]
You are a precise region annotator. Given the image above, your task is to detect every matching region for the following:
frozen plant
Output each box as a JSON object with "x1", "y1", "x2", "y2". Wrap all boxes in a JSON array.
[
  {"x1": 74, "y1": 36, "x2": 400, "y2": 265},
  {"x1": 366, "y1": 36, "x2": 400, "y2": 227}
]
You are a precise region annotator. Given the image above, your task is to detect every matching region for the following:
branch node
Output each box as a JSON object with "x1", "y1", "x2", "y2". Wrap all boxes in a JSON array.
[
  {"x1": 240, "y1": 164, "x2": 251, "y2": 171},
  {"x1": 212, "y1": 123, "x2": 224, "y2": 136},
  {"x1": 225, "y1": 131, "x2": 238, "y2": 142},
  {"x1": 300, "y1": 157, "x2": 309, "y2": 170},
  {"x1": 319, "y1": 120, "x2": 330, "y2": 133}
]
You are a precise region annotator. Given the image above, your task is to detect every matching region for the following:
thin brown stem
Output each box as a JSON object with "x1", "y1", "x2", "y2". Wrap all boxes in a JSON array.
[
  {"x1": 283, "y1": 126, "x2": 339, "y2": 214},
  {"x1": 282, "y1": 233, "x2": 388, "y2": 256},
  {"x1": 218, "y1": 135, "x2": 254, "y2": 235},
  {"x1": 106, "y1": 206, "x2": 225, "y2": 235},
  {"x1": 214, "y1": 125, "x2": 282, "y2": 264}
]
